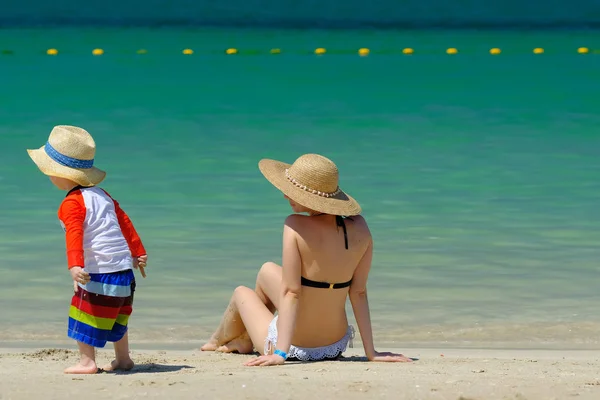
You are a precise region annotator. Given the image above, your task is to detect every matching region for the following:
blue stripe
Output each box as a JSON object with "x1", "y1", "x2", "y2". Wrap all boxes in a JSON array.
[
  {"x1": 44, "y1": 142, "x2": 94, "y2": 169},
  {"x1": 107, "y1": 323, "x2": 128, "y2": 342},
  {"x1": 88, "y1": 270, "x2": 134, "y2": 286},
  {"x1": 68, "y1": 318, "x2": 110, "y2": 347},
  {"x1": 68, "y1": 318, "x2": 128, "y2": 347}
]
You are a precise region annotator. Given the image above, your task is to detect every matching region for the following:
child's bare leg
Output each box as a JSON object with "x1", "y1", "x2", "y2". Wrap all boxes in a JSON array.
[
  {"x1": 102, "y1": 332, "x2": 134, "y2": 371},
  {"x1": 64, "y1": 341, "x2": 98, "y2": 374}
]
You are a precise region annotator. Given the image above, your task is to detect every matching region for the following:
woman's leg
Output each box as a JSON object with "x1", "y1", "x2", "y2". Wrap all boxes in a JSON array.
[
  {"x1": 254, "y1": 262, "x2": 283, "y2": 313},
  {"x1": 216, "y1": 262, "x2": 283, "y2": 352},
  {"x1": 201, "y1": 285, "x2": 274, "y2": 353},
  {"x1": 201, "y1": 288, "x2": 247, "y2": 351},
  {"x1": 201, "y1": 262, "x2": 282, "y2": 353}
]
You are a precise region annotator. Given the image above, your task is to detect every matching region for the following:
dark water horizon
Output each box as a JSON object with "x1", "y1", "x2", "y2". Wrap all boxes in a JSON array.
[{"x1": 2, "y1": 0, "x2": 600, "y2": 29}]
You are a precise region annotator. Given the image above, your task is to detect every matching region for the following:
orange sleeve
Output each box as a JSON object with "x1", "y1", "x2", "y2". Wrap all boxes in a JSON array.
[
  {"x1": 57, "y1": 192, "x2": 86, "y2": 269},
  {"x1": 105, "y1": 192, "x2": 146, "y2": 257}
]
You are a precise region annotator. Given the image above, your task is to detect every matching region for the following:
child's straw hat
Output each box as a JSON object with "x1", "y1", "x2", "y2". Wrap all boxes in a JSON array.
[{"x1": 27, "y1": 125, "x2": 106, "y2": 186}]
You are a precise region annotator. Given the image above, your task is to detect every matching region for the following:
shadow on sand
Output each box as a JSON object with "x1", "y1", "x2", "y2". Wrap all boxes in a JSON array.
[
  {"x1": 98, "y1": 363, "x2": 194, "y2": 375},
  {"x1": 338, "y1": 355, "x2": 419, "y2": 362}
]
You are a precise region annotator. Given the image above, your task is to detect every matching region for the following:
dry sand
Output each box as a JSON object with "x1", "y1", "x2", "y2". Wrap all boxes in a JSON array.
[{"x1": 1, "y1": 347, "x2": 600, "y2": 399}]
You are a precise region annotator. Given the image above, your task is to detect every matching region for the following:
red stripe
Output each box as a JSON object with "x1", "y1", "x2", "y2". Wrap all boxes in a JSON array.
[
  {"x1": 118, "y1": 305, "x2": 133, "y2": 316},
  {"x1": 75, "y1": 286, "x2": 132, "y2": 307},
  {"x1": 71, "y1": 294, "x2": 120, "y2": 319}
]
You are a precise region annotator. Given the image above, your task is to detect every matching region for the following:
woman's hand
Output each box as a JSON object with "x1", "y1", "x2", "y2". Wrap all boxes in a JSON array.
[
  {"x1": 369, "y1": 351, "x2": 413, "y2": 362},
  {"x1": 244, "y1": 354, "x2": 286, "y2": 367}
]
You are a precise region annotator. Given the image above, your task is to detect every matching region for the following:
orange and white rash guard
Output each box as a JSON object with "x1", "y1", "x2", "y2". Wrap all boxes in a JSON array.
[{"x1": 58, "y1": 186, "x2": 146, "y2": 274}]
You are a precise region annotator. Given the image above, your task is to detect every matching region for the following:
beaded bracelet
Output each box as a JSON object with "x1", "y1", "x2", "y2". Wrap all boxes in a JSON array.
[{"x1": 274, "y1": 349, "x2": 288, "y2": 360}]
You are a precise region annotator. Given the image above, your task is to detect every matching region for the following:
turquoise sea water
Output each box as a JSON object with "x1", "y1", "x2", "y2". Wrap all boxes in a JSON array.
[{"x1": 0, "y1": 28, "x2": 599, "y2": 349}]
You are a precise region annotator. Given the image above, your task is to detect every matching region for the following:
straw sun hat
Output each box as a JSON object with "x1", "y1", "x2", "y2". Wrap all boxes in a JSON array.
[
  {"x1": 27, "y1": 125, "x2": 106, "y2": 186},
  {"x1": 258, "y1": 154, "x2": 361, "y2": 216}
]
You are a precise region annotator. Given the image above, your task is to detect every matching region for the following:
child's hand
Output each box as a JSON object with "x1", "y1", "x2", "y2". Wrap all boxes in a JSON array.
[
  {"x1": 134, "y1": 255, "x2": 148, "y2": 278},
  {"x1": 70, "y1": 266, "x2": 90, "y2": 286}
]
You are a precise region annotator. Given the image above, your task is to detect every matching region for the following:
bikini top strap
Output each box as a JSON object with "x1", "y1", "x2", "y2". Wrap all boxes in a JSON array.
[
  {"x1": 336, "y1": 215, "x2": 353, "y2": 250},
  {"x1": 312, "y1": 213, "x2": 352, "y2": 250}
]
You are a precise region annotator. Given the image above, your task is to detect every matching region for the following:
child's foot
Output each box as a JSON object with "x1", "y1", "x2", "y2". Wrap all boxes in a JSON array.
[
  {"x1": 216, "y1": 334, "x2": 254, "y2": 354},
  {"x1": 102, "y1": 359, "x2": 135, "y2": 372},
  {"x1": 64, "y1": 361, "x2": 98, "y2": 374}
]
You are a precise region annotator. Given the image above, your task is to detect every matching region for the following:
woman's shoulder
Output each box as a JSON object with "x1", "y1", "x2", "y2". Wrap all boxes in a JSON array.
[
  {"x1": 348, "y1": 215, "x2": 371, "y2": 238},
  {"x1": 283, "y1": 213, "x2": 309, "y2": 228},
  {"x1": 284, "y1": 213, "x2": 370, "y2": 231},
  {"x1": 348, "y1": 214, "x2": 367, "y2": 225}
]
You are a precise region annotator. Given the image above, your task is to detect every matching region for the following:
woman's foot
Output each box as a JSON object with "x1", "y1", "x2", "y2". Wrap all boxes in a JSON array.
[
  {"x1": 200, "y1": 337, "x2": 220, "y2": 351},
  {"x1": 102, "y1": 358, "x2": 135, "y2": 372},
  {"x1": 216, "y1": 334, "x2": 254, "y2": 354},
  {"x1": 64, "y1": 361, "x2": 98, "y2": 374}
]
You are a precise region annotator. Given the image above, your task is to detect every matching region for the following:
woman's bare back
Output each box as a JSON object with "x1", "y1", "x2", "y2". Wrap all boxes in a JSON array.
[{"x1": 286, "y1": 213, "x2": 372, "y2": 348}]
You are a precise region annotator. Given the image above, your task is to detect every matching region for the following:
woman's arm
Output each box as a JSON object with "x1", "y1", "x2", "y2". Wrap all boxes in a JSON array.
[
  {"x1": 349, "y1": 237, "x2": 413, "y2": 363},
  {"x1": 273, "y1": 216, "x2": 303, "y2": 359},
  {"x1": 348, "y1": 238, "x2": 377, "y2": 360},
  {"x1": 244, "y1": 216, "x2": 303, "y2": 367}
]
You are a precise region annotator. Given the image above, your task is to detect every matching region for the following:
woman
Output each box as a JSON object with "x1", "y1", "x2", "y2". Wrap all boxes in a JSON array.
[{"x1": 201, "y1": 153, "x2": 412, "y2": 366}]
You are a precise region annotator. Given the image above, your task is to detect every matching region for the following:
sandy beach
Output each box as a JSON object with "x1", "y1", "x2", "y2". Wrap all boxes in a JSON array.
[{"x1": 1, "y1": 347, "x2": 600, "y2": 400}]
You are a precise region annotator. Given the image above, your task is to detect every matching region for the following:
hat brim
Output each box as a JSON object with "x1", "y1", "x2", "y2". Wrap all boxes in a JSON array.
[
  {"x1": 259, "y1": 159, "x2": 361, "y2": 216},
  {"x1": 27, "y1": 146, "x2": 106, "y2": 186}
]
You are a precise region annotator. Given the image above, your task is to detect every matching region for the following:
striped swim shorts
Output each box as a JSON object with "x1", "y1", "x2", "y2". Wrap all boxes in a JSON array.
[{"x1": 68, "y1": 269, "x2": 136, "y2": 348}]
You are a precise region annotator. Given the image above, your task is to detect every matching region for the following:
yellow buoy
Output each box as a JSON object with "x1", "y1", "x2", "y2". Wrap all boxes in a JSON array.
[
  {"x1": 533, "y1": 47, "x2": 544, "y2": 54},
  {"x1": 314, "y1": 48, "x2": 326, "y2": 55},
  {"x1": 136, "y1": 49, "x2": 148, "y2": 54},
  {"x1": 270, "y1": 48, "x2": 281, "y2": 54},
  {"x1": 577, "y1": 47, "x2": 589, "y2": 54},
  {"x1": 225, "y1": 48, "x2": 238, "y2": 55},
  {"x1": 490, "y1": 48, "x2": 501, "y2": 55},
  {"x1": 182, "y1": 48, "x2": 194, "y2": 55},
  {"x1": 358, "y1": 48, "x2": 370, "y2": 56},
  {"x1": 92, "y1": 48, "x2": 104, "y2": 56},
  {"x1": 402, "y1": 48, "x2": 414, "y2": 55},
  {"x1": 446, "y1": 48, "x2": 458, "y2": 54},
  {"x1": 46, "y1": 48, "x2": 58, "y2": 55}
]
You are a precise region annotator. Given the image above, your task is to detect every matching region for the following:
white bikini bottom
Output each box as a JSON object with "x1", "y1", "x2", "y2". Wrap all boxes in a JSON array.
[{"x1": 264, "y1": 315, "x2": 355, "y2": 362}]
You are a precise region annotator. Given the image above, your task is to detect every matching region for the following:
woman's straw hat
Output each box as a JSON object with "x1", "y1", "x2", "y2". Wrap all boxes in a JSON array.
[
  {"x1": 259, "y1": 154, "x2": 361, "y2": 216},
  {"x1": 27, "y1": 125, "x2": 106, "y2": 186}
]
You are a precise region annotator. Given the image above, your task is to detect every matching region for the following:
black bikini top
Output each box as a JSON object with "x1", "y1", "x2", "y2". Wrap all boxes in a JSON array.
[{"x1": 301, "y1": 214, "x2": 353, "y2": 290}]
